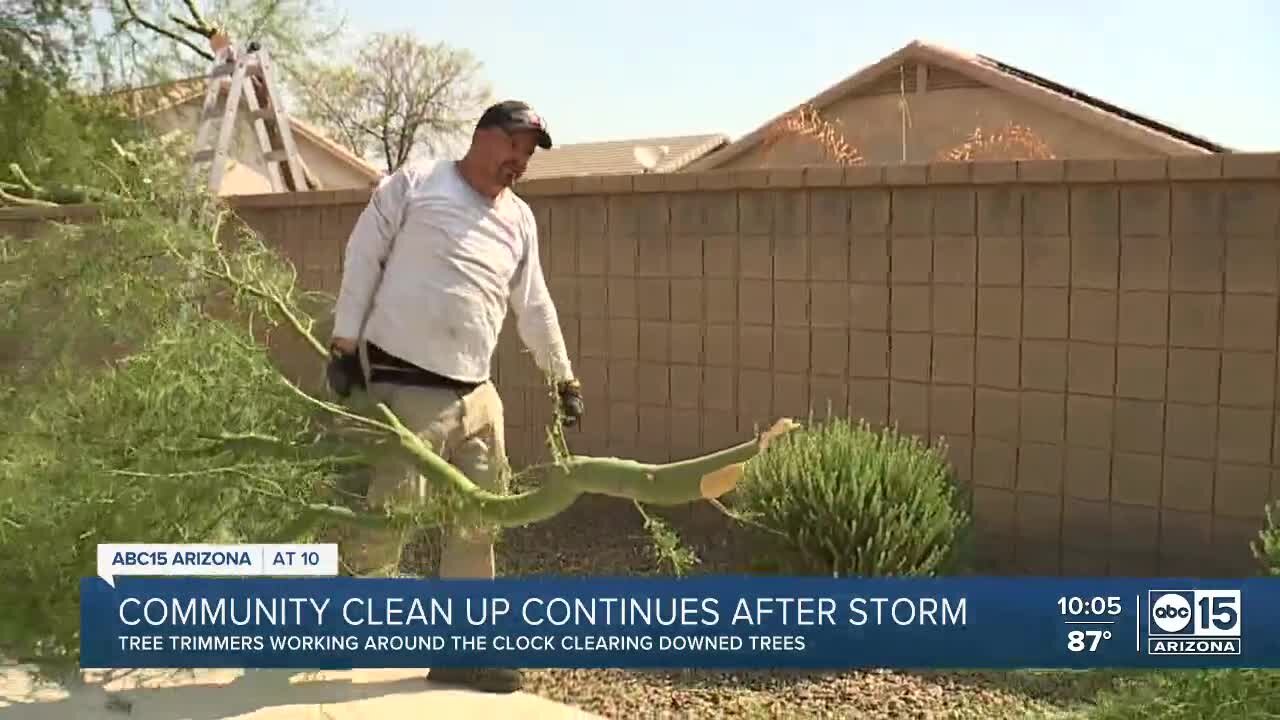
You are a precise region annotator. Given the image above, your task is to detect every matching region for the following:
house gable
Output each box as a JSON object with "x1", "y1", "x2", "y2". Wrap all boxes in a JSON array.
[
  {"x1": 688, "y1": 40, "x2": 1228, "y2": 171},
  {"x1": 103, "y1": 77, "x2": 383, "y2": 195}
]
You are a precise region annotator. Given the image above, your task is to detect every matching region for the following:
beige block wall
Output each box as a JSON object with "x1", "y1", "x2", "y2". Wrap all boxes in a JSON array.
[
  {"x1": 6, "y1": 153, "x2": 1280, "y2": 579},
  {"x1": 715, "y1": 87, "x2": 1174, "y2": 169}
]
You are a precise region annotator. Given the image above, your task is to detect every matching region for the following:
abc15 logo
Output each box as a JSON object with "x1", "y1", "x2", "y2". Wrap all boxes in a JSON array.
[{"x1": 1148, "y1": 590, "x2": 1241, "y2": 637}]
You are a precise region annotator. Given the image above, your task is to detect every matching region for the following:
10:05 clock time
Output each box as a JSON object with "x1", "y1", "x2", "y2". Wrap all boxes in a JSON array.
[{"x1": 1058, "y1": 596, "x2": 1123, "y2": 616}]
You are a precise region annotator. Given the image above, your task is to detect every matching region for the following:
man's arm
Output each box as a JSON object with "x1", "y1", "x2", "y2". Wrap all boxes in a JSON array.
[
  {"x1": 508, "y1": 211, "x2": 574, "y2": 384},
  {"x1": 331, "y1": 170, "x2": 411, "y2": 350}
]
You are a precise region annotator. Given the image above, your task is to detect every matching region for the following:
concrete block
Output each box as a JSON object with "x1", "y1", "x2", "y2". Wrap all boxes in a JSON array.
[
  {"x1": 931, "y1": 385, "x2": 974, "y2": 436},
  {"x1": 1023, "y1": 287, "x2": 1069, "y2": 339},
  {"x1": 1169, "y1": 293, "x2": 1223, "y2": 348},
  {"x1": 1170, "y1": 233, "x2": 1223, "y2": 292},
  {"x1": 774, "y1": 327, "x2": 811, "y2": 373},
  {"x1": 850, "y1": 189, "x2": 891, "y2": 233},
  {"x1": 1017, "y1": 445, "x2": 1065, "y2": 495},
  {"x1": 934, "y1": 188, "x2": 976, "y2": 234},
  {"x1": 1167, "y1": 348, "x2": 1220, "y2": 404},
  {"x1": 810, "y1": 233, "x2": 849, "y2": 282},
  {"x1": 933, "y1": 285, "x2": 977, "y2": 335},
  {"x1": 1071, "y1": 234, "x2": 1119, "y2": 289},
  {"x1": 1065, "y1": 449, "x2": 1111, "y2": 501},
  {"x1": 1022, "y1": 339, "x2": 1068, "y2": 392},
  {"x1": 1115, "y1": 345, "x2": 1167, "y2": 400},
  {"x1": 702, "y1": 233, "x2": 735, "y2": 277},
  {"x1": 890, "y1": 380, "x2": 930, "y2": 437},
  {"x1": 1070, "y1": 186, "x2": 1120, "y2": 237},
  {"x1": 1160, "y1": 457, "x2": 1215, "y2": 513},
  {"x1": 1225, "y1": 234, "x2": 1279, "y2": 293},
  {"x1": 1223, "y1": 293, "x2": 1278, "y2": 351},
  {"x1": 670, "y1": 320, "x2": 701, "y2": 363},
  {"x1": 975, "y1": 388, "x2": 1019, "y2": 441},
  {"x1": 705, "y1": 278, "x2": 738, "y2": 323},
  {"x1": 891, "y1": 332, "x2": 931, "y2": 381},
  {"x1": 1024, "y1": 235, "x2": 1070, "y2": 288},
  {"x1": 1220, "y1": 351, "x2": 1275, "y2": 408},
  {"x1": 1218, "y1": 407, "x2": 1273, "y2": 464},
  {"x1": 1119, "y1": 235, "x2": 1170, "y2": 290},
  {"x1": 1120, "y1": 185, "x2": 1171, "y2": 237},
  {"x1": 978, "y1": 235, "x2": 1023, "y2": 286},
  {"x1": 811, "y1": 282, "x2": 851, "y2": 327},
  {"x1": 1117, "y1": 291, "x2": 1168, "y2": 346},
  {"x1": 850, "y1": 234, "x2": 890, "y2": 283},
  {"x1": 1067, "y1": 394, "x2": 1114, "y2": 449},
  {"x1": 977, "y1": 337, "x2": 1020, "y2": 389},
  {"x1": 891, "y1": 284, "x2": 932, "y2": 332},
  {"x1": 1164, "y1": 404, "x2": 1217, "y2": 460},
  {"x1": 973, "y1": 441, "x2": 1018, "y2": 490},
  {"x1": 933, "y1": 234, "x2": 978, "y2": 284},
  {"x1": 891, "y1": 235, "x2": 933, "y2": 283},
  {"x1": 1020, "y1": 391, "x2": 1066, "y2": 444},
  {"x1": 977, "y1": 187, "x2": 1022, "y2": 236},
  {"x1": 1114, "y1": 400, "x2": 1165, "y2": 455},
  {"x1": 932, "y1": 335, "x2": 975, "y2": 385},
  {"x1": 977, "y1": 286, "x2": 1022, "y2": 338},
  {"x1": 1215, "y1": 463, "x2": 1271, "y2": 518},
  {"x1": 738, "y1": 324, "x2": 772, "y2": 369},
  {"x1": 1111, "y1": 452, "x2": 1162, "y2": 505},
  {"x1": 850, "y1": 283, "x2": 889, "y2": 330},
  {"x1": 775, "y1": 280, "x2": 810, "y2": 327}
]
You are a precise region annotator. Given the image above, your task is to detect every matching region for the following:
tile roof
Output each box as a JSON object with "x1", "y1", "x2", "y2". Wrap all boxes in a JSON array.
[
  {"x1": 522, "y1": 133, "x2": 730, "y2": 180},
  {"x1": 686, "y1": 39, "x2": 1229, "y2": 172}
]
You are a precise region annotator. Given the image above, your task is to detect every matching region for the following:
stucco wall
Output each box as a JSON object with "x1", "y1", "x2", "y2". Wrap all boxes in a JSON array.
[{"x1": 715, "y1": 86, "x2": 1171, "y2": 170}]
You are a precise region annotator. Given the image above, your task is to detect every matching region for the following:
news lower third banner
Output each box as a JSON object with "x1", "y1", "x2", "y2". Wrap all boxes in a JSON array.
[{"x1": 81, "y1": 550, "x2": 1280, "y2": 670}]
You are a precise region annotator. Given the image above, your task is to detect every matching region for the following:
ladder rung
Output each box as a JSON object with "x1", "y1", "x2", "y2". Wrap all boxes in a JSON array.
[
  {"x1": 249, "y1": 108, "x2": 273, "y2": 122},
  {"x1": 192, "y1": 149, "x2": 216, "y2": 163},
  {"x1": 263, "y1": 149, "x2": 291, "y2": 163},
  {"x1": 209, "y1": 63, "x2": 235, "y2": 78}
]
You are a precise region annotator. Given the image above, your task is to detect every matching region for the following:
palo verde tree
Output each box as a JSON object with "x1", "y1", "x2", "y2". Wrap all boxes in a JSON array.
[
  {"x1": 92, "y1": 0, "x2": 345, "y2": 89},
  {"x1": 0, "y1": 118, "x2": 799, "y2": 680}
]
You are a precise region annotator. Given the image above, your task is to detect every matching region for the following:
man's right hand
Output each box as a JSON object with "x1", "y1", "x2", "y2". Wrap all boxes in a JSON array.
[{"x1": 326, "y1": 340, "x2": 364, "y2": 398}]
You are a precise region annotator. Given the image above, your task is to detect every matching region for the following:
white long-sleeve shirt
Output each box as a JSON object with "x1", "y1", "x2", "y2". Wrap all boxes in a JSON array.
[{"x1": 332, "y1": 159, "x2": 574, "y2": 385}]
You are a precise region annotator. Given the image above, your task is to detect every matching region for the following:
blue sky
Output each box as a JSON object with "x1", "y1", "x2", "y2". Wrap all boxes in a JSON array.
[{"x1": 342, "y1": 0, "x2": 1278, "y2": 152}]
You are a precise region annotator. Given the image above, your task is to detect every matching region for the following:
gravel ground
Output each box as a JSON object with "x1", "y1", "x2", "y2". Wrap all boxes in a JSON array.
[{"x1": 403, "y1": 496, "x2": 1120, "y2": 720}]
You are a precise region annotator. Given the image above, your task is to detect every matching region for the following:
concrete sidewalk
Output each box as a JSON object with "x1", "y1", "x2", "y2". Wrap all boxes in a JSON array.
[{"x1": 1, "y1": 665, "x2": 604, "y2": 719}]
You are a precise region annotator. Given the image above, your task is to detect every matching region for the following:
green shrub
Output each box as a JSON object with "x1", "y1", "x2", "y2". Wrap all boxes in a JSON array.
[
  {"x1": 1254, "y1": 502, "x2": 1279, "y2": 576},
  {"x1": 1084, "y1": 669, "x2": 1280, "y2": 720},
  {"x1": 730, "y1": 417, "x2": 971, "y2": 577}
]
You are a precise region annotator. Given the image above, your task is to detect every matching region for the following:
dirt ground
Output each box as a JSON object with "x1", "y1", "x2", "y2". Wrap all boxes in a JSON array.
[{"x1": 400, "y1": 496, "x2": 1123, "y2": 720}]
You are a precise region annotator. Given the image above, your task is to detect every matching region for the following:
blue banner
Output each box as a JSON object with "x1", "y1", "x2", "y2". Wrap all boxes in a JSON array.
[{"x1": 80, "y1": 576, "x2": 1280, "y2": 669}]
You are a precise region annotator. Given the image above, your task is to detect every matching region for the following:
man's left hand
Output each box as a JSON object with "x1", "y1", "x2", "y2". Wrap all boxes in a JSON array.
[{"x1": 557, "y1": 379, "x2": 584, "y2": 427}]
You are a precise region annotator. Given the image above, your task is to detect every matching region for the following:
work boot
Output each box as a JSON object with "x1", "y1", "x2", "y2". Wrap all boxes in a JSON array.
[{"x1": 426, "y1": 667, "x2": 523, "y2": 693}]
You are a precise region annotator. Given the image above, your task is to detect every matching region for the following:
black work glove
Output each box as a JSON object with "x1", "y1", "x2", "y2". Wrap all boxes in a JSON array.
[
  {"x1": 326, "y1": 346, "x2": 365, "y2": 398},
  {"x1": 557, "y1": 379, "x2": 584, "y2": 427}
]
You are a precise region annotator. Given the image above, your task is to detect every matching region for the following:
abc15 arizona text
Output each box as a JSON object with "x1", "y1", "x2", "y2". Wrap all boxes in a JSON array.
[{"x1": 1147, "y1": 589, "x2": 1242, "y2": 655}]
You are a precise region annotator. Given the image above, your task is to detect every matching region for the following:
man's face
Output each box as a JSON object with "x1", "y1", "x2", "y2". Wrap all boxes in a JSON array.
[{"x1": 486, "y1": 127, "x2": 541, "y2": 187}]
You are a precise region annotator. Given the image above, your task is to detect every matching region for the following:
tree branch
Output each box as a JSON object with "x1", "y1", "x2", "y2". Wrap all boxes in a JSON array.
[{"x1": 119, "y1": 0, "x2": 213, "y2": 60}]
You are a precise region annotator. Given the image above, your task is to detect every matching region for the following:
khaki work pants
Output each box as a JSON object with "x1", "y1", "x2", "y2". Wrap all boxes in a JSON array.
[{"x1": 345, "y1": 379, "x2": 508, "y2": 579}]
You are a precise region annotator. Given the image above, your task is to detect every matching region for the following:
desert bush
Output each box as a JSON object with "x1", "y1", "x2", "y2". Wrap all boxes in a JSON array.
[
  {"x1": 1083, "y1": 669, "x2": 1280, "y2": 720},
  {"x1": 729, "y1": 417, "x2": 971, "y2": 577},
  {"x1": 1254, "y1": 502, "x2": 1279, "y2": 576}
]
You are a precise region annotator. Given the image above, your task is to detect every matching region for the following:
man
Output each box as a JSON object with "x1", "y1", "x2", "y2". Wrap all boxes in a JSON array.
[{"x1": 325, "y1": 100, "x2": 582, "y2": 694}]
